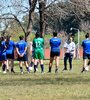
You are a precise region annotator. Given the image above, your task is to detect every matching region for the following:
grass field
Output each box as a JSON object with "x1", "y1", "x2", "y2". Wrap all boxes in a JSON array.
[{"x1": 0, "y1": 59, "x2": 90, "y2": 100}]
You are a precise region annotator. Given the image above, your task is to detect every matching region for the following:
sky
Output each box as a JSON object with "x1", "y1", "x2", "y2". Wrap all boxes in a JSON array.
[{"x1": 0, "y1": 0, "x2": 65, "y2": 31}]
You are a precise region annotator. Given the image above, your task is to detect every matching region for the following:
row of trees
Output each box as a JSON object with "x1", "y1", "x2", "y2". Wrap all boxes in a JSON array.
[
  {"x1": 0, "y1": 0, "x2": 90, "y2": 62},
  {"x1": 0, "y1": 0, "x2": 90, "y2": 37}
]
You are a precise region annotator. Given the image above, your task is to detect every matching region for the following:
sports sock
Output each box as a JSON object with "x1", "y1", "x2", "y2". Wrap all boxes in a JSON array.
[
  {"x1": 30, "y1": 61, "x2": 34, "y2": 67},
  {"x1": 34, "y1": 65, "x2": 37, "y2": 72},
  {"x1": 26, "y1": 67, "x2": 30, "y2": 72},
  {"x1": 48, "y1": 66, "x2": 52, "y2": 72},
  {"x1": 55, "y1": 66, "x2": 58, "y2": 73},
  {"x1": 20, "y1": 67, "x2": 23, "y2": 73},
  {"x1": 2, "y1": 64, "x2": 6, "y2": 71},
  {"x1": 40, "y1": 64, "x2": 44, "y2": 72}
]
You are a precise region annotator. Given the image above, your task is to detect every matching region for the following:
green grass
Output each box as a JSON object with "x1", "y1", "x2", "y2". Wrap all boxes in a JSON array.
[{"x1": 0, "y1": 60, "x2": 90, "y2": 100}]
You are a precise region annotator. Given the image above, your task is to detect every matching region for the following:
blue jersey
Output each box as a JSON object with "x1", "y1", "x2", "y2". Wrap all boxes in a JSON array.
[
  {"x1": 82, "y1": 39, "x2": 90, "y2": 54},
  {"x1": 50, "y1": 37, "x2": 61, "y2": 52},
  {"x1": 6, "y1": 40, "x2": 15, "y2": 54},
  {"x1": 16, "y1": 40, "x2": 27, "y2": 54},
  {"x1": 0, "y1": 41, "x2": 7, "y2": 61},
  {"x1": 0, "y1": 41, "x2": 6, "y2": 55}
]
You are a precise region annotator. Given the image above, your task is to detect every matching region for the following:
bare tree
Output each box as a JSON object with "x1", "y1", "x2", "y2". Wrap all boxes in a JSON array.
[{"x1": 0, "y1": 0, "x2": 37, "y2": 63}]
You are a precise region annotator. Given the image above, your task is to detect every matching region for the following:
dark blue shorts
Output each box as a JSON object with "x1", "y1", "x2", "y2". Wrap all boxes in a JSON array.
[
  {"x1": 6, "y1": 53, "x2": 14, "y2": 59},
  {"x1": 50, "y1": 51, "x2": 60, "y2": 58},
  {"x1": 83, "y1": 53, "x2": 90, "y2": 59},
  {"x1": 17, "y1": 54, "x2": 27, "y2": 61},
  {"x1": 0, "y1": 54, "x2": 7, "y2": 61}
]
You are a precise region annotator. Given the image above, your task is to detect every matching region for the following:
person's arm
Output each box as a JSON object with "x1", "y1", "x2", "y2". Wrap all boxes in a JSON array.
[
  {"x1": 73, "y1": 43, "x2": 76, "y2": 59},
  {"x1": 30, "y1": 42, "x2": 33, "y2": 55},
  {"x1": 16, "y1": 43, "x2": 21, "y2": 57},
  {"x1": 64, "y1": 42, "x2": 67, "y2": 55},
  {"x1": 22, "y1": 46, "x2": 27, "y2": 56},
  {"x1": 16, "y1": 47, "x2": 20, "y2": 56},
  {"x1": 21, "y1": 42, "x2": 28, "y2": 57}
]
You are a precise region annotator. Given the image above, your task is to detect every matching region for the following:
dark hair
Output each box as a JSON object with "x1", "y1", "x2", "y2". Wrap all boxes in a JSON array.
[
  {"x1": 5, "y1": 35, "x2": 11, "y2": 48},
  {"x1": 7, "y1": 35, "x2": 11, "y2": 41},
  {"x1": 35, "y1": 32, "x2": 40, "y2": 38},
  {"x1": 0, "y1": 36, "x2": 6, "y2": 46},
  {"x1": 53, "y1": 32, "x2": 57, "y2": 37},
  {"x1": 1, "y1": 36, "x2": 5, "y2": 41},
  {"x1": 85, "y1": 33, "x2": 89, "y2": 38},
  {"x1": 19, "y1": 35, "x2": 24, "y2": 40}
]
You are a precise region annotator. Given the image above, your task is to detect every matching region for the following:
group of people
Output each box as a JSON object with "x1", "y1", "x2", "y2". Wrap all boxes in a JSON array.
[
  {"x1": 0, "y1": 31, "x2": 90, "y2": 74},
  {"x1": 0, "y1": 35, "x2": 30, "y2": 74},
  {"x1": 28, "y1": 32, "x2": 90, "y2": 73}
]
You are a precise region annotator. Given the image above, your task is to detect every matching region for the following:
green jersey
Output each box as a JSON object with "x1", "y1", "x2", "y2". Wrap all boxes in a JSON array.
[
  {"x1": 33, "y1": 37, "x2": 44, "y2": 59},
  {"x1": 33, "y1": 37, "x2": 44, "y2": 50}
]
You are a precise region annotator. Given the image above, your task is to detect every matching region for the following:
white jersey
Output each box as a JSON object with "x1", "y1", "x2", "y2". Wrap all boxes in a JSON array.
[{"x1": 64, "y1": 41, "x2": 75, "y2": 54}]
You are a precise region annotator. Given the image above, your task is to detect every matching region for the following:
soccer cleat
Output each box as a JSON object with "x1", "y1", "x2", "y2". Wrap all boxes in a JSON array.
[
  {"x1": 62, "y1": 68, "x2": 67, "y2": 71},
  {"x1": 47, "y1": 70, "x2": 51, "y2": 73},
  {"x1": 41, "y1": 71, "x2": 45, "y2": 74},
  {"x1": 36, "y1": 68, "x2": 38, "y2": 71},
  {"x1": 21, "y1": 71, "x2": 24, "y2": 74},
  {"x1": 11, "y1": 69, "x2": 15, "y2": 73},
  {"x1": 48, "y1": 67, "x2": 52, "y2": 73},
  {"x1": 55, "y1": 68, "x2": 58, "y2": 73},
  {"x1": 69, "y1": 68, "x2": 72, "y2": 71},
  {"x1": 3, "y1": 71, "x2": 7, "y2": 74},
  {"x1": 81, "y1": 67, "x2": 85, "y2": 73},
  {"x1": 7, "y1": 69, "x2": 9, "y2": 72}
]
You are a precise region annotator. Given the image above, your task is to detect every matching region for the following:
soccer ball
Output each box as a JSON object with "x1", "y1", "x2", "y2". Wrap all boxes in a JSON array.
[
  {"x1": 29, "y1": 67, "x2": 33, "y2": 71},
  {"x1": 85, "y1": 66, "x2": 89, "y2": 71}
]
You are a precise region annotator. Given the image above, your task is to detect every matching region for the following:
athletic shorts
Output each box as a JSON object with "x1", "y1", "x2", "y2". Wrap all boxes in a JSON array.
[
  {"x1": 17, "y1": 54, "x2": 27, "y2": 61},
  {"x1": 83, "y1": 53, "x2": 90, "y2": 59},
  {"x1": 6, "y1": 53, "x2": 14, "y2": 59},
  {"x1": 34, "y1": 49, "x2": 44, "y2": 60},
  {"x1": 0, "y1": 54, "x2": 7, "y2": 61},
  {"x1": 50, "y1": 51, "x2": 60, "y2": 58}
]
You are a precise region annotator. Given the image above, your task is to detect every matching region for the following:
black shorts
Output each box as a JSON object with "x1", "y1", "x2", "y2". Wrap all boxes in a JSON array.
[
  {"x1": 83, "y1": 53, "x2": 90, "y2": 59},
  {"x1": 17, "y1": 54, "x2": 27, "y2": 61},
  {"x1": 6, "y1": 53, "x2": 14, "y2": 59},
  {"x1": 50, "y1": 51, "x2": 60, "y2": 58}
]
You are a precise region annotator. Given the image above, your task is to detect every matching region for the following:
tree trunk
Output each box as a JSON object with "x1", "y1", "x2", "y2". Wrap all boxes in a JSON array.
[
  {"x1": 25, "y1": 0, "x2": 37, "y2": 64},
  {"x1": 39, "y1": 0, "x2": 46, "y2": 37}
]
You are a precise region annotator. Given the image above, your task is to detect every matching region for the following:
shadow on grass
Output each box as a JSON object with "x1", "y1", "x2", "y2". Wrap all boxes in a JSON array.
[{"x1": 0, "y1": 73, "x2": 90, "y2": 86}]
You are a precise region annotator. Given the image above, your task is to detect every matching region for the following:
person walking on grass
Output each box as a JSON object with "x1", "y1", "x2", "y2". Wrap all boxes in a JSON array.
[
  {"x1": 81, "y1": 33, "x2": 90, "y2": 72},
  {"x1": 16, "y1": 36, "x2": 30, "y2": 74},
  {"x1": 48, "y1": 32, "x2": 61, "y2": 73},
  {"x1": 33, "y1": 32, "x2": 44, "y2": 73},
  {"x1": 63, "y1": 36, "x2": 75, "y2": 71}
]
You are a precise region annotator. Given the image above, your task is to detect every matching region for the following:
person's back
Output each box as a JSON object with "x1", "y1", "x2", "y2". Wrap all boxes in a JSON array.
[
  {"x1": 16, "y1": 36, "x2": 29, "y2": 74},
  {"x1": 33, "y1": 37, "x2": 44, "y2": 50},
  {"x1": 1, "y1": 38, "x2": 6, "y2": 55},
  {"x1": 81, "y1": 33, "x2": 90, "y2": 72},
  {"x1": 33, "y1": 32, "x2": 44, "y2": 73},
  {"x1": 82, "y1": 39, "x2": 90, "y2": 54},
  {"x1": 50, "y1": 37, "x2": 61, "y2": 52},
  {"x1": 16, "y1": 40, "x2": 27, "y2": 55},
  {"x1": 6, "y1": 40, "x2": 15, "y2": 54},
  {"x1": 48, "y1": 32, "x2": 61, "y2": 73}
]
